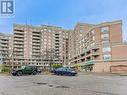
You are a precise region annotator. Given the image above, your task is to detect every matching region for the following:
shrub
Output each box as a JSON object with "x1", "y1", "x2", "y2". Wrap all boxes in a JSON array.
[
  {"x1": 51, "y1": 64, "x2": 62, "y2": 69},
  {"x1": 1, "y1": 65, "x2": 10, "y2": 73}
]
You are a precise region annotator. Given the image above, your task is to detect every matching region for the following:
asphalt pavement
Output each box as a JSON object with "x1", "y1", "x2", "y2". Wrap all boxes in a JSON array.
[{"x1": 0, "y1": 73, "x2": 127, "y2": 95}]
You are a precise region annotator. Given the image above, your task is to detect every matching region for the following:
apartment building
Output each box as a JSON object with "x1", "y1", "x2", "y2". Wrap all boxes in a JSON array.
[
  {"x1": 0, "y1": 33, "x2": 12, "y2": 65},
  {"x1": 68, "y1": 20, "x2": 127, "y2": 73},
  {"x1": 12, "y1": 24, "x2": 69, "y2": 69},
  {"x1": 1, "y1": 20, "x2": 127, "y2": 73}
]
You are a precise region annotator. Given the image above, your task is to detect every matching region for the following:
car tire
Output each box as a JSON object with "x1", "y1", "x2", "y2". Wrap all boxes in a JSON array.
[
  {"x1": 56, "y1": 72, "x2": 60, "y2": 75},
  {"x1": 32, "y1": 71, "x2": 37, "y2": 75},
  {"x1": 17, "y1": 71, "x2": 22, "y2": 76},
  {"x1": 12, "y1": 74, "x2": 16, "y2": 76}
]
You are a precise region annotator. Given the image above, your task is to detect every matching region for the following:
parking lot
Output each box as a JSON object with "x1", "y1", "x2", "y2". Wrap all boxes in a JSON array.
[{"x1": 0, "y1": 73, "x2": 127, "y2": 95}]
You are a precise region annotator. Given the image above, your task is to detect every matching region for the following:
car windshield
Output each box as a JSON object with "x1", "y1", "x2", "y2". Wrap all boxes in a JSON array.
[{"x1": 21, "y1": 66, "x2": 26, "y2": 69}]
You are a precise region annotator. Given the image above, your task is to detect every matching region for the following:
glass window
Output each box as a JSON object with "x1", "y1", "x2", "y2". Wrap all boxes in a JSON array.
[
  {"x1": 91, "y1": 43, "x2": 95, "y2": 47},
  {"x1": 21, "y1": 66, "x2": 26, "y2": 69},
  {"x1": 80, "y1": 34, "x2": 82, "y2": 36},
  {"x1": 80, "y1": 29, "x2": 83, "y2": 32},
  {"x1": 57, "y1": 68, "x2": 66, "y2": 71},
  {"x1": 48, "y1": 30, "x2": 51, "y2": 32},
  {"x1": 91, "y1": 30, "x2": 95, "y2": 34},
  {"x1": 102, "y1": 41, "x2": 109, "y2": 44},
  {"x1": 102, "y1": 43, "x2": 110, "y2": 47},
  {"x1": 101, "y1": 27, "x2": 109, "y2": 33},
  {"x1": 92, "y1": 36, "x2": 95, "y2": 41},
  {"x1": 44, "y1": 29, "x2": 47, "y2": 31},
  {"x1": 103, "y1": 54, "x2": 111, "y2": 61},
  {"x1": 102, "y1": 47, "x2": 111, "y2": 52},
  {"x1": 101, "y1": 34, "x2": 109, "y2": 39}
]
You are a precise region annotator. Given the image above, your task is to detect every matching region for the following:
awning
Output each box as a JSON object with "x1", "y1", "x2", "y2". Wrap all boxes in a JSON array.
[{"x1": 85, "y1": 60, "x2": 94, "y2": 65}]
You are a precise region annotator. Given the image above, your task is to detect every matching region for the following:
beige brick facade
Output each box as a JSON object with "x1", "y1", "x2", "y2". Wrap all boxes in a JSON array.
[{"x1": 11, "y1": 24, "x2": 69, "y2": 69}]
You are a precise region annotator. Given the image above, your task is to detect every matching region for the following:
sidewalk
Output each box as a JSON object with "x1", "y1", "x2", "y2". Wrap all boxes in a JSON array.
[
  {"x1": 79, "y1": 71, "x2": 127, "y2": 76},
  {"x1": 0, "y1": 72, "x2": 11, "y2": 76}
]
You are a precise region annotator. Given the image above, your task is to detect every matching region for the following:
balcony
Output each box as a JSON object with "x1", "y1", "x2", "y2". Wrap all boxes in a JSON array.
[
  {"x1": 55, "y1": 37, "x2": 59, "y2": 39},
  {"x1": 55, "y1": 34, "x2": 59, "y2": 36},
  {"x1": 86, "y1": 56, "x2": 91, "y2": 61},
  {"x1": 32, "y1": 50, "x2": 40, "y2": 53},
  {"x1": 32, "y1": 32, "x2": 40, "y2": 36},
  {"x1": 32, "y1": 42, "x2": 40, "y2": 45},
  {"x1": 14, "y1": 45, "x2": 24, "y2": 48},
  {"x1": 92, "y1": 45, "x2": 99, "y2": 50},
  {"x1": 13, "y1": 53, "x2": 24, "y2": 57},
  {"x1": 1, "y1": 48, "x2": 8, "y2": 51},
  {"x1": 14, "y1": 49, "x2": 24, "y2": 52},
  {"x1": 14, "y1": 38, "x2": 24, "y2": 41},
  {"x1": 86, "y1": 50, "x2": 91, "y2": 55},
  {"x1": 14, "y1": 35, "x2": 24, "y2": 39},
  {"x1": 14, "y1": 33, "x2": 24, "y2": 37},
  {"x1": 14, "y1": 30, "x2": 24, "y2": 33},
  {"x1": 0, "y1": 44, "x2": 8, "y2": 47},
  {"x1": 14, "y1": 42, "x2": 24, "y2": 45},
  {"x1": 1, "y1": 40, "x2": 8, "y2": 43},
  {"x1": 92, "y1": 55, "x2": 100, "y2": 60},
  {"x1": 32, "y1": 39, "x2": 40, "y2": 43},
  {"x1": 92, "y1": 49, "x2": 100, "y2": 56},
  {"x1": 32, "y1": 47, "x2": 40, "y2": 49},
  {"x1": 80, "y1": 53, "x2": 85, "y2": 57},
  {"x1": 32, "y1": 36, "x2": 40, "y2": 40},
  {"x1": 80, "y1": 58, "x2": 85, "y2": 62}
]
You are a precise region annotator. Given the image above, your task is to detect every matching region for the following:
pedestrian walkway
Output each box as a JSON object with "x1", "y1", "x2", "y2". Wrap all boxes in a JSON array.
[{"x1": 79, "y1": 71, "x2": 127, "y2": 76}]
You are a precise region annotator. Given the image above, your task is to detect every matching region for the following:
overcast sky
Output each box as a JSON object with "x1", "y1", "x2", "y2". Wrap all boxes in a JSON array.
[{"x1": 0, "y1": 0, "x2": 127, "y2": 41}]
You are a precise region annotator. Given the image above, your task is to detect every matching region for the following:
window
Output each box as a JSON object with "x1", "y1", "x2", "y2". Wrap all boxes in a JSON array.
[
  {"x1": 91, "y1": 43, "x2": 95, "y2": 47},
  {"x1": 48, "y1": 30, "x2": 51, "y2": 32},
  {"x1": 80, "y1": 29, "x2": 83, "y2": 32},
  {"x1": 102, "y1": 41, "x2": 109, "y2": 44},
  {"x1": 44, "y1": 39, "x2": 47, "y2": 41},
  {"x1": 44, "y1": 29, "x2": 47, "y2": 31},
  {"x1": 102, "y1": 47, "x2": 111, "y2": 52},
  {"x1": 80, "y1": 34, "x2": 82, "y2": 37},
  {"x1": 92, "y1": 36, "x2": 95, "y2": 41},
  {"x1": 48, "y1": 43, "x2": 51, "y2": 45},
  {"x1": 103, "y1": 54, "x2": 111, "y2": 61},
  {"x1": 91, "y1": 30, "x2": 95, "y2": 34},
  {"x1": 101, "y1": 27, "x2": 109, "y2": 33},
  {"x1": 102, "y1": 43, "x2": 110, "y2": 47},
  {"x1": 101, "y1": 34, "x2": 109, "y2": 39}
]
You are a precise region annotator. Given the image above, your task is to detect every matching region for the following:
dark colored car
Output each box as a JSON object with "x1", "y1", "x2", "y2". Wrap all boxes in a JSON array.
[
  {"x1": 11, "y1": 65, "x2": 39, "y2": 76},
  {"x1": 54, "y1": 67, "x2": 77, "y2": 76},
  {"x1": 49, "y1": 68, "x2": 56, "y2": 74}
]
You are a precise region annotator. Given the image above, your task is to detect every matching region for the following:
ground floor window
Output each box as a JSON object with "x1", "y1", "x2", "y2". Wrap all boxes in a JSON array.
[{"x1": 83, "y1": 65, "x2": 93, "y2": 72}]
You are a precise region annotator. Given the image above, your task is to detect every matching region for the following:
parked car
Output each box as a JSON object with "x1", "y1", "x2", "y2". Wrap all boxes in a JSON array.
[
  {"x1": 54, "y1": 67, "x2": 77, "y2": 76},
  {"x1": 11, "y1": 65, "x2": 39, "y2": 76}
]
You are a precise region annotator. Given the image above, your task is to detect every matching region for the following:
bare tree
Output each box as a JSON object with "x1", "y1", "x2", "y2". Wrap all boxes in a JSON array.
[{"x1": 40, "y1": 48, "x2": 60, "y2": 70}]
